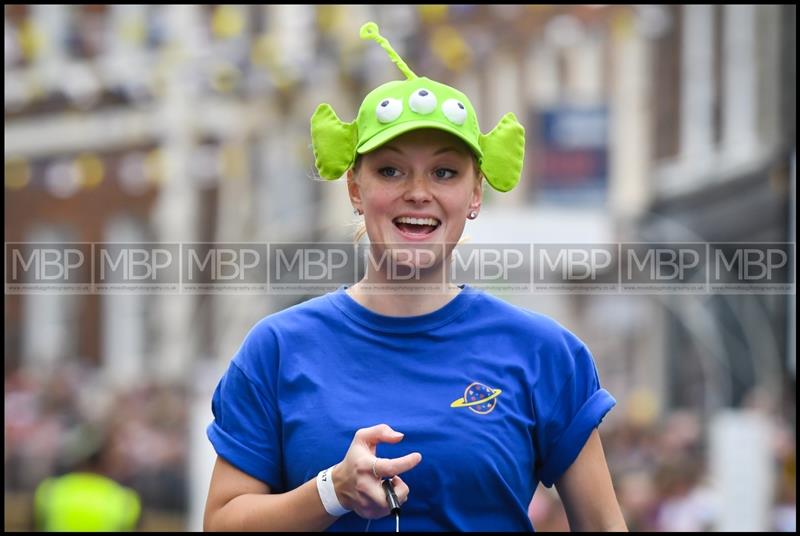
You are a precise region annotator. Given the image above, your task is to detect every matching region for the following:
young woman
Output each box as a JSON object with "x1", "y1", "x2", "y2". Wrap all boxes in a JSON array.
[{"x1": 204, "y1": 23, "x2": 627, "y2": 532}]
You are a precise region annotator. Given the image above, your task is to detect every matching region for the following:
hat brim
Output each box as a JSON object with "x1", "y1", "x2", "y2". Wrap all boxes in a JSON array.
[{"x1": 356, "y1": 120, "x2": 483, "y2": 161}]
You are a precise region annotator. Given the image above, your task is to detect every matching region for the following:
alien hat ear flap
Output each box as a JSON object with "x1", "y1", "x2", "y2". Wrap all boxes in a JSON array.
[
  {"x1": 310, "y1": 104, "x2": 358, "y2": 180},
  {"x1": 310, "y1": 22, "x2": 526, "y2": 192}
]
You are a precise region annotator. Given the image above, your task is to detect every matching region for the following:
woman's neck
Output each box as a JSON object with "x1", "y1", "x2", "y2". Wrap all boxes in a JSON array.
[
  {"x1": 346, "y1": 282, "x2": 462, "y2": 316},
  {"x1": 346, "y1": 263, "x2": 462, "y2": 316}
]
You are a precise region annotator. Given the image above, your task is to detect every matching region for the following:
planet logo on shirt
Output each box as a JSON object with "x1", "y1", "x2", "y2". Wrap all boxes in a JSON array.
[{"x1": 450, "y1": 382, "x2": 502, "y2": 415}]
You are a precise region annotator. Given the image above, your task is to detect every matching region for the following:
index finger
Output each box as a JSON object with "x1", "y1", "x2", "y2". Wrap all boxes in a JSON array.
[{"x1": 376, "y1": 452, "x2": 422, "y2": 478}]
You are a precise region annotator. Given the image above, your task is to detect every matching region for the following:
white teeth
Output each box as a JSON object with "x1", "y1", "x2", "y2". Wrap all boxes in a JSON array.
[{"x1": 395, "y1": 216, "x2": 440, "y2": 226}]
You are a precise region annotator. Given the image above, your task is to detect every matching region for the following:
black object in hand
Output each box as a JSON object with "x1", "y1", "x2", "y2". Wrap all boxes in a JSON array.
[{"x1": 382, "y1": 479, "x2": 401, "y2": 515}]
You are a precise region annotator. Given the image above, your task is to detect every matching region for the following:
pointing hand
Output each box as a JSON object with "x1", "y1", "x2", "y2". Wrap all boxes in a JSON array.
[{"x1": 331, "y1": 424, "x2": 422, "y2": 519}]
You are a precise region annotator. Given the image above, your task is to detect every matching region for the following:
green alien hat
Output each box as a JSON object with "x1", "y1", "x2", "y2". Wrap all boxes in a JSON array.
[{"x1": 310, "y1": 22, "x2": 525, "y2": 192}]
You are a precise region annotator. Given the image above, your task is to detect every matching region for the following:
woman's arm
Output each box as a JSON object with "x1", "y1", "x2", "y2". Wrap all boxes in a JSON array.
[
  {"x1": 204, "y1": 424, "x2": 421, "y2": 531},
  {"x1": 204, "y1": 456, "x2": 338, "y2": 532},
  {"x1": 554, "y1": 428, "x2": 628, "y2": 532}
]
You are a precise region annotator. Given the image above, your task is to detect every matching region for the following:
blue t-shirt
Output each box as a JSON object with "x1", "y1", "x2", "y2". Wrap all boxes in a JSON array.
[{"x1": 207, "y1": 285, "x2": 615, "y2": 531}]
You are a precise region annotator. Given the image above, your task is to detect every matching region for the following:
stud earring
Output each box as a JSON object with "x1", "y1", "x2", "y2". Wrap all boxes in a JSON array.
[{"x1": 468, "y1": 210, "x2": 478, "y2": 220}]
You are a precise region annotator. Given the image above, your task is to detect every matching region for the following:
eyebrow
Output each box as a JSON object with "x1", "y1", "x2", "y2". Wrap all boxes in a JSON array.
[{"x1": 381, "y1": 145, "x2": 464, "y2": 156}]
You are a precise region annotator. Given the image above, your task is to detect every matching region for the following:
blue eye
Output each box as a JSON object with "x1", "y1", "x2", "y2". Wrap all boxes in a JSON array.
[
  {"x1": 378, "y1": 167, "x2": 400, "y2": 177},
  {"x1": 435, "y1": 168, "x2": 457, "y2": 179},
  {"x1": 376, "y1": 98, "x2": 402, "y2": 122}
]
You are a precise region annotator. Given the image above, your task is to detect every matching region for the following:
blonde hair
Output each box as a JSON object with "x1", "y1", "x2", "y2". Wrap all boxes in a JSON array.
[{"x1": 353, "y1": 220, "x2": 369, "y2": 243}]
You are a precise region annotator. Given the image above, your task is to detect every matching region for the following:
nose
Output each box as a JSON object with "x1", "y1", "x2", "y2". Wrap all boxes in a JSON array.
[{"x1": 402, "y1": 173, "x2": 432, "y2": 204}]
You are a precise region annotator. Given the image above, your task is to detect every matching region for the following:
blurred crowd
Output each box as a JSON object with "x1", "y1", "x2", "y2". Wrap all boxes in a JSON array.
[
  {"x1": 5, "y1": 361, "x2": 796, "y2": 532},
  {"x1": 531, "y1": 397, "x2": 796, "y2": 532},
  {"x1": 4, "y1": 362, "x2": 188, "y2": 530}
]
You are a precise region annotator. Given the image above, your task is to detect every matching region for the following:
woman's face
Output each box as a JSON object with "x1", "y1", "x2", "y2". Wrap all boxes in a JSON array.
[{"x1": 348, "y1": 128, "x2": 482, "y2": 276}]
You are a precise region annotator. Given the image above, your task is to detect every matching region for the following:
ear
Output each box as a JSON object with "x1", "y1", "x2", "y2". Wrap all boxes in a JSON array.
[
  {"x1": 310, "y1": 103, "x2": 358, "y2": 180},
  {"x1": 478, "y1": 112, "x2": 526, "y2": 192},
  {"x1": 470, "y1": 171, "x2": 483, "y2": 210},
  {"x1": 347, "y1": 169, "x2": 362, "y2": 209}
]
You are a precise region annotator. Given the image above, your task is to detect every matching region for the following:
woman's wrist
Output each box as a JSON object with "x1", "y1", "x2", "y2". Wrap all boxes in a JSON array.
[
  {"x1": 317, "y1": 463, "x2": 351, "y2": 517},
  {"x1": 331, "y1": 463, "x2": 352, "y2": 511}
]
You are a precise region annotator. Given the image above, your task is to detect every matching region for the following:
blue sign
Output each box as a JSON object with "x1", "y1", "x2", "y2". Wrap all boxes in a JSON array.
[{"x1": 534, "y1": 106, "x2": 609, "y2": 202}]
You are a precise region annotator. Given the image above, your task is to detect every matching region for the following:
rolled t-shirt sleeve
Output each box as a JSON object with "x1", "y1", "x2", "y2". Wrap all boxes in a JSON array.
[
  {"x1": 534, "y1": 338, "x2": 616, "y2": 488},
  {"x1": 207, "y1": 321, "x2": 284, "y2": 491}
]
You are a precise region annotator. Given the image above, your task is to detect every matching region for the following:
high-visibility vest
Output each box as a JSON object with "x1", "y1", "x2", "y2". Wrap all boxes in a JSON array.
[{"x1": 34, "y1": 472, "x2": 141, "y2": 532}]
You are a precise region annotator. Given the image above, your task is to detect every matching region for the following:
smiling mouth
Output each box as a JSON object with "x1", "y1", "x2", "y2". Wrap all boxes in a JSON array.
[{"x1": 392, "y1": 216, "x2": 441, "y2": 236}]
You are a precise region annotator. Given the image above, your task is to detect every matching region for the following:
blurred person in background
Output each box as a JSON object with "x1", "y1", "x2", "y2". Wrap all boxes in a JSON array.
[
  {"x1": 528, "y1": 485, "x2": 571, "y2": 532},
  {"x1": 652, "y1": 457, "x2": 716, "y2": 532},
  {"x1": 772, "y1": 451, "x2": 796, "y2": 532},
  {"x1": 33, "y1": 426, "x2": 141, "y2": 532},
  {"x1": 614, "y1": 470, "x2": 659, "y2": 532},
  {"x1": 768, "y1": 390, "x2": 796, "y2": 532},
  {"x1": 4, "y1": 361, "x2": 188, "y2": 531},
  {"x1": 203, "y1": 22, "x2": 626, "y2": 532}
]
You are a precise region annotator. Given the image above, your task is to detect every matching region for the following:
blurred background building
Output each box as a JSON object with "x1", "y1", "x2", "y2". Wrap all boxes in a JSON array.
[{"x1": 5, "y1": 5, "x2": 795, "y2": 531}]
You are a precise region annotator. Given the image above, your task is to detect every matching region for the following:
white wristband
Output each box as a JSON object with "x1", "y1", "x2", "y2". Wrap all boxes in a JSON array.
[{"x1": 316, "y1": 465, "x2": 350, "y2": 517}]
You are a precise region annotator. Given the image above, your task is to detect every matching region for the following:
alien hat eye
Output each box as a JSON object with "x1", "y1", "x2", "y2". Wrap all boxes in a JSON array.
[
  {"x1": 408, "y1": 88, "x2": 437, "y2": 115},
  {"x1": 442, "y1": 99, "x2": 467, "y2": 125},
  {"x1": 376, "y1": 97, "x2": 403, "y2": 123}
]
